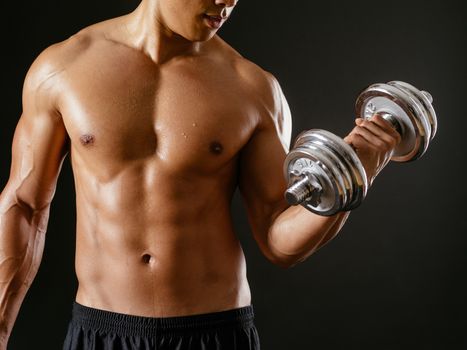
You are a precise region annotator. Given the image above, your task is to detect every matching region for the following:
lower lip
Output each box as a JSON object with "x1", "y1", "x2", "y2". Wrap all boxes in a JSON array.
[{"x1": 203, "y1": 15, "x2": 223, "y2": 29}]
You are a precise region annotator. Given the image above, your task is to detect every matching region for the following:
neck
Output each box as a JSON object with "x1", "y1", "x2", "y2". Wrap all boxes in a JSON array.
[{"x1": 125, "y1": 0, "x2": 203, "y2": 64}]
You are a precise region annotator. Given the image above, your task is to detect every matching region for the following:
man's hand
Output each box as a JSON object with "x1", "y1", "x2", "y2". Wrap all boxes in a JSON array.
[{"x1": 344, "y1": 114, "x2": 401, "y2": 185}]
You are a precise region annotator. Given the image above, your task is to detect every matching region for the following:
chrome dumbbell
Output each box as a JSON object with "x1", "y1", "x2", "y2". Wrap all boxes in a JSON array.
[{"x1": 283, "y1": 81, "x2": 438, "y2": 216}]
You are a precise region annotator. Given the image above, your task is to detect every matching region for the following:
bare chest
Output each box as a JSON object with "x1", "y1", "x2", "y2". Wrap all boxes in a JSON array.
[{"x1": 59, "y1": 51, "x2": 259, "y2": 176}]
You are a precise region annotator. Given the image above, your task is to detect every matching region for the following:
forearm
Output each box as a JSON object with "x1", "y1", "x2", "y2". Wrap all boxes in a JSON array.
[
  {"x1": 0, "y1": 193, "x2": 49, "y2": 343},
  {"x1": 267, "y1": 205, "x2": 350, "y2": 267}
]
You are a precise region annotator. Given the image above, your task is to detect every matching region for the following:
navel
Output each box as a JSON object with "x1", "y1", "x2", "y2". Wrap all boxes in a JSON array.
[
  {"x1": 209, "y1": 141, "x2": 223, "y2": 155},
  {"x1": 141, "y1": 253, "x2": 153, "y2": 265},
  {"x1": 80, "y1": 134, "x2": 95, "y2": 146}
]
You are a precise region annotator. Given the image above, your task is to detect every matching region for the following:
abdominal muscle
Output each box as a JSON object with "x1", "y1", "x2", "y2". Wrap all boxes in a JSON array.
[{"x1": 72, "y1": 159, "x2": 251, "y2": 318}]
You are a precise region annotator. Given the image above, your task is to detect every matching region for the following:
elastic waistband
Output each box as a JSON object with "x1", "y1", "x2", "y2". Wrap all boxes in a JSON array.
[{"x1": 70, "y1": 302, "x2": 255, "y2": 337}]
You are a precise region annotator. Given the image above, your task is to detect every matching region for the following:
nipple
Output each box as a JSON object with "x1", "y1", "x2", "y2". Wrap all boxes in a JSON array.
[
  {"x1": 209, "y1": 141, "x2": 223, "y2": 155},
  {"x1": 80, "y1": 134, "x2": 95, "y2": 146}
]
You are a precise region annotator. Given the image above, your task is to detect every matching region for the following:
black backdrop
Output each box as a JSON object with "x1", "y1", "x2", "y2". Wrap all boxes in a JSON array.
[{"x1": 1, "y1": 0, "x2": 466, "y2": 349}]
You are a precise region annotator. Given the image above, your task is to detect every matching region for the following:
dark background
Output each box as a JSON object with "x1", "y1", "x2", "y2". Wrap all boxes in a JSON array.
[{"x1": 1, "y1": 0, "x2": 466, "y2": 349}]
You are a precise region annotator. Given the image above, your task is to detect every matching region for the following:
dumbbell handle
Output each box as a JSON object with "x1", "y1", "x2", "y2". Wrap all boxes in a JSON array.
[
  {"x1": 285, "y1": 175, "x2": 316, "y2": 205},
  {"x1": 377, "y1": 112, "x2": 403, "y2": 135}
]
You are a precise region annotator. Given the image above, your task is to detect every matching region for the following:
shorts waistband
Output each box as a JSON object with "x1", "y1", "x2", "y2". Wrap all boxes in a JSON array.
[{"x1": 70, "y1": 302, "x2": 255, "y2": 337}]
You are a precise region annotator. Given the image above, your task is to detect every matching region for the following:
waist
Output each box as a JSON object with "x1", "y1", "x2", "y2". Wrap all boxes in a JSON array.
[
  {"x1": 74, "y1": 228, "x2": 251, "y2": 317},
  {"x1": 69, "y1": 302, "x2": 255, "y2": 336}
]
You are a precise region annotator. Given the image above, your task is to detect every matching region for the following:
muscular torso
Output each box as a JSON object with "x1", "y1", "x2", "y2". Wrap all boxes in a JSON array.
[{"x1": 54, "y1": 20, "x2": 268, "y2": 317}]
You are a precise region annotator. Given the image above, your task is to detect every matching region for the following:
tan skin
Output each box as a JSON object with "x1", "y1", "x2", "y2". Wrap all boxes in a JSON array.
[{"x1": 0, "y1": 0, "x2": 401, "y2": 347}]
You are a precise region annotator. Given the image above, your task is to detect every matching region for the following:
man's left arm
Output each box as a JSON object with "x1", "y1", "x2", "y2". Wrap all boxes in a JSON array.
[
  {"x1": 238, "y1": 74, "x2": 350, "y2": 268},
  {"x1": 238, "y1": 73, "x2": 399, "y2": 268}
]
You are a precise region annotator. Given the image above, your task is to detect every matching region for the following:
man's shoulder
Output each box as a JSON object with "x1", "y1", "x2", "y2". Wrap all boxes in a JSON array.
[
  {"x1": 213, "y1": 36, "x2": 277, "y2": 87},
  {"x1": 214, "y1": 38, "x2": 290, "y2": 130},
  {"x1": 225, "y1": 48, "x2": 284, "y2": 118},
  {"x1": 25, "y1": 26, "x2": 101, "y2": 89},
  {"x1": 24, "y1": 16, "x2": 127, "y2": 99}
]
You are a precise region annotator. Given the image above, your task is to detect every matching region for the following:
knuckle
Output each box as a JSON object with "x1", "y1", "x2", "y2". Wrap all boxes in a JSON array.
[
  {"x1": 349, "y1": 126, "x2": 359, "y2": 134},
  {"x1": 389, "y1": 127, "x2": 400, "y2": 137},
  {"x1": 355, "y1": 133, "x2": 366, "y2": 141},
  {"x1": 352, "y1": 128, "x2": 364, "y2": 138},
  {"x1": 353, "y1": 125, "x2": 363, "y2": 131},
  {"x1": 352, "y1": 136, "x2": 365, "y2": 147},
  {"x1": 386, "y1": 142, "x2": 394, "y2": 151},
  {"x1": 386, "y1": 140, "x2": 395, "y2": 151},
  {"x1": 376, "y1": 139, "x2": 387, "y2": 149},
  {"x1": 361, "y1": 120, "x2": 372, "y2": 128}
]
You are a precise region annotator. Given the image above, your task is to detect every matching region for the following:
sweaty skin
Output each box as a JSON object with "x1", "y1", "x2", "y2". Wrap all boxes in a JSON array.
[{"x1": 0, "y1": 0, "x2": 400, "y2": 346}]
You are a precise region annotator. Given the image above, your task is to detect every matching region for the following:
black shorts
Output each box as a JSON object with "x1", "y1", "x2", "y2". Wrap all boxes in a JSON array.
[{"x1": 63, "y1": 302, "x2": 260, "y2": 350}]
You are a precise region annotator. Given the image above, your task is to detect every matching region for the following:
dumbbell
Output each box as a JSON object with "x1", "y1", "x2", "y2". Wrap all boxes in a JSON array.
[{"x1": 283, "y1": 81, "x2": 437, "y2": 216}]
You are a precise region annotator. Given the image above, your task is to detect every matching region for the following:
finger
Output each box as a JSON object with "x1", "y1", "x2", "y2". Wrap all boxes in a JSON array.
[
  {"x1": 368, "y1": 115, "x2": 402, "y2": 142},
  {"x1": 356, "y1": 117, "x2": 400, "y2": 147},
  {"x1": 350, "y1": 125, "x2": 390, "y2": 150},
  {"x1": 344, "y1": 131, "x2": 377, "y2": 150}
]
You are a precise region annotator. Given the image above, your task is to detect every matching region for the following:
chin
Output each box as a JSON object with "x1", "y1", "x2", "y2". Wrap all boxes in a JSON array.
[
  {"x1": 175, "y1": 23, "x2": 217, "y2": 42},
  {"x1": 183, "y1": 30, "x2": 217, "y2": 43},
  {"x1": 196, "y1": 32, "x2": 217, "y2": 42}
]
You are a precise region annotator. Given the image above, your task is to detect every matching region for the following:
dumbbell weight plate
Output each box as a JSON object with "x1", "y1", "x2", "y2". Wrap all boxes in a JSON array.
[
  {"x1": 285, "y1": 147, "x2": 343, "y2": 216},
  {"x1": 284, "y1": 129, "x2": 368, "y2": 215},
  {"x1": 387, "y1": 81, "x2": 433, "y2": 160},
  {"x1": 390, "y1": 81, "x2": 437, "y2": 140},
  {"x1": 308, "y1": 130, "x2": 368, "y2": 211},
  {"x1": 291, "y1": 130, "x2": 354, "y2": 208},
  {"x1": 355, "y1": 82, "x2": 436, "y2": 162}
]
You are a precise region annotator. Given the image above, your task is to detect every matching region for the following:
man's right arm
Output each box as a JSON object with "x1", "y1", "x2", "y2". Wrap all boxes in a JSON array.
[{"x1": 0, "y1": 46, "x2": 69, "y2": 348}]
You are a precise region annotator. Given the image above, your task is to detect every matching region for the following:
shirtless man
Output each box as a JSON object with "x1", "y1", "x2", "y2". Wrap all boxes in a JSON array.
[{"x1": 0, "y1": 0, "x2": 400, "y2": 349}]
